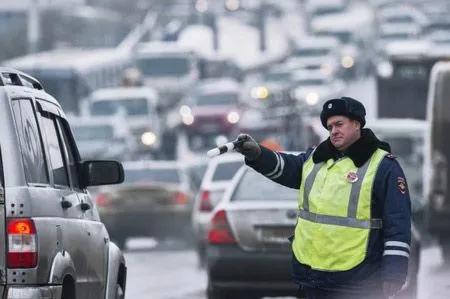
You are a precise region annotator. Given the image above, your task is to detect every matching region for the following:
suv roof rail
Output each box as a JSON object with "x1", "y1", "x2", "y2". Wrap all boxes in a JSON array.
[{"x1": 0, "y1": 67, "x2": 44, "y2": 91}]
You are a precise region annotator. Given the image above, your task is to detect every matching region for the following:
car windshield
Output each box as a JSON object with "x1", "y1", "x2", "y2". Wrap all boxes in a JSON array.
[
  {"x1": 294, "y1": 48, "x2": 331, "y2": 57},
  {"x1": 293, "y1": 79, "x2": 326, "y2": 86},
  {"x1": 124, "y1": 167, "x2": 180, "y2": 184},
  {"x1": 195, "y1": 92, "x2": 238, "y2": 106},
  {"x1": 381, "y1": 33, "x2": 411, "y2": 40},
  {"x1": 317, "y1": 31, "x2": 353, "y2": 44},
  {"x1": 72, "y1": 125, "x2": 115, "y2": 141},
  {"x1": 90, "y1": 98, "x2": 149, "y2": 116},
  {"x1": 264, "y1": 71, "x2": 292, "y2": 82},
  {"x1": 212, "y1": 161, "x2": 243, "y2": 181},
  {"x1": 231, "y1": 169, "x2": 298, "y2": 201},
  {"x1": 137, "y1": 56, "x2": 191, "y2": 76}
]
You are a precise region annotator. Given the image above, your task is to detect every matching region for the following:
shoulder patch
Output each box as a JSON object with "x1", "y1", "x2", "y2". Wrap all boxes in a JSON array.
[
  {"x1": 386, "y1": 153, "x2": 396, "y2": 159},
  {"x1": 397, "y1": 177, "x2": 407, "y2": 194}
]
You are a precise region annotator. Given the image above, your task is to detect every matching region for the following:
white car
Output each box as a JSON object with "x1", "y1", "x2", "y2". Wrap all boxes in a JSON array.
[
  {"x1": 68, "y1": 115, "x2": 136, "y2": 161},
  {"x1": 288, "y1": 36, "x2": 341, "y2": 76},
  {"x1": 191, "y1": 153, "x2": 244, "y2": 268},
  {"x1": 85, "y1": 86, "x2": 163, "y2": 156},
  {"x1": 290, "y1": 70, "x2": 346, "y2": 113}
]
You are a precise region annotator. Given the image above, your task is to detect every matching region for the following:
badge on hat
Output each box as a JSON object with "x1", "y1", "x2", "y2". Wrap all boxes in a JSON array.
[
  {"x1": 328, "y1": 103, "x2": 333, "y2": 109},
  {"x1": 346, "y1": 171, "x2": 358, "y2": 183}
]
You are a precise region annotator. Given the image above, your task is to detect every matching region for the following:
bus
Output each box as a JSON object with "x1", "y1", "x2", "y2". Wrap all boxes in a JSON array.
[
  {"x1": 375, "y1": 40, "x2": 450, "y2": 119},
  {"x1": 424, "y1": 61, "x2": 450, "y2": 262},
  {"x1": 2, "y1": 47, "x2": 132, "y2": 114}
]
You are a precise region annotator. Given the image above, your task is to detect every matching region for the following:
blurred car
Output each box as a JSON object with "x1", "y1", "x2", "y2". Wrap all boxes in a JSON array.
[
  {"x1": 180, "y1": 78, "x2": 244, "y2": 151},
  {"x1": 69, "y1": 115, "x2": 136, "y2": 161},
  {"x1": 134, "y1": 41, "x2": 199, "y2": 108},
  {"x1": 94, "y1": 160, "x2": 197, "y2": 249},
  {"x1": 289, "y1": 70, "x2": 345, "y2": 113},
  {"x1": 312, "y1": 16, "x2": 374, "y2": 79},
  {"x1": 199, "y1": 53, "x2": 245, "y2": 82},
  {"x1": 192, "y1": 153, "x2": 244, "y2": 268},
  {"x1": 206, "y1": 164, "x2": 302, "y2": 299},
  {"x1": 376, "y1": 23, "x2": 422, "y2": 53},
  {"x1": 288, "y1": 36, "x2": 341, "y2": 76},
  {"x1": 376, "y1": 5, "x2": 429, "y2": 28},
  {"x1": 305, "y1": 0, "x2": 348, "y2": 21},
  {"x1": 206, "y1": 160, "x2": 421, "y2": 299},
  {"x1": 84, "y1": 86, "x2": 163, "y2": 158}
]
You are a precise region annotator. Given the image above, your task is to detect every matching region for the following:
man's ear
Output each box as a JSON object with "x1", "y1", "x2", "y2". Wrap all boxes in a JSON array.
[{"x1": 353, "y1": 120, "x2": 361, "y2": 130}]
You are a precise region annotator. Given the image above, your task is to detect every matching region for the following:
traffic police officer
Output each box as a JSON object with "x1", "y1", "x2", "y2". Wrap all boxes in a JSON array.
[{"x1": 235, "y1": 97, "x2": 411, "y2": 299}]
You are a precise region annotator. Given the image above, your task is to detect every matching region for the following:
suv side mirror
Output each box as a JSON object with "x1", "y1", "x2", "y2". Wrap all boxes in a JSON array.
[{"x1": 80, "y1": 160, "x2": 124, "y2": 187}]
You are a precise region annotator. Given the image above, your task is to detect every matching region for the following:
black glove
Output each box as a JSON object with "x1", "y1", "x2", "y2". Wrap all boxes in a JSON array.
[
  {"x1": 383, "y1": 280, "x2": 403, "y2": 298},
  {"x1": 234, "y1": 133, "x2": 261, "y2": 161}
]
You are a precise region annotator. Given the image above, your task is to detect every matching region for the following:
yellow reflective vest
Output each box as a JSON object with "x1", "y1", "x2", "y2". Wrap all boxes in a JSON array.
[{"x1": 292, "y1": 148, "x2": 387, "y2": 271}]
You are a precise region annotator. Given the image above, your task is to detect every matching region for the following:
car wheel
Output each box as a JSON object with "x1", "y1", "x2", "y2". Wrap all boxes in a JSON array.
[
  {"x1": 207, "y1": 282, "x2": 231, "y2": 299},
  {"x1": 114, "y1": 283, "x2": 125, "y2": 299}
]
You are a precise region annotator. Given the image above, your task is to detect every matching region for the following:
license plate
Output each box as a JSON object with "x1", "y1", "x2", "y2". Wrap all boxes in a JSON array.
[{"x1": 258, "y1": 226, "x2": 294, "y2": 244}]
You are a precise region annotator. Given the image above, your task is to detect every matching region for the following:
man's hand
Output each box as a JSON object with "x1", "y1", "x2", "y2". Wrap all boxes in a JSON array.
[
  {"x1": 383, "y1": 280, "x2": 403, "y2": 298},
  {"x1": 234, "y1": 134, "x2": 261, "y2": 161}
]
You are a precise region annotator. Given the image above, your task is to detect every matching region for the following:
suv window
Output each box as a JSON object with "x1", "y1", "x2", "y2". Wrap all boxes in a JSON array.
[
  {"x1": 57, "y1": 118, "x2": 80, "y2": 189},
  {"x1": 11, "y1": 99, "x2": 49, "y2": 184},
  {"x1": 40, "y1": 114, "x2": 69, "y2": 187},
  {"x1": 211, "y1": 161, "x2": 243, "y2": 181}
]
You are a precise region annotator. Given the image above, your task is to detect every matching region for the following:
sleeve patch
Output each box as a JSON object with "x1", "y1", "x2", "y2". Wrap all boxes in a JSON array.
[{"x1": 397, "y1": 177, "x2": 407, "y2": 194}]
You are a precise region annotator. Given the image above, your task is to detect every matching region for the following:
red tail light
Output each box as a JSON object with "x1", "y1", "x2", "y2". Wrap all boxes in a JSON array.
[
  {"x1": 208, "y1": 210, "x2": 236, "y2": 244},
  {"x1": 199, "y1": 190, "x2": 213, "y2": 212},
  {"x1": 174, "y1": 192, "x2": 189, "y2": 205},
  {"x1": 94, "y1": 194, "x2": 110, "y2": 207},
  {"x1": 7, "y1": 218, "x2": 37, "y2": 268}
]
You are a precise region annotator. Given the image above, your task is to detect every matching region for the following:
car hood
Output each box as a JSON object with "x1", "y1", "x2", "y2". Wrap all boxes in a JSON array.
[{"x1": 192, "y1": 105, "x2": 238, "y2": 117}]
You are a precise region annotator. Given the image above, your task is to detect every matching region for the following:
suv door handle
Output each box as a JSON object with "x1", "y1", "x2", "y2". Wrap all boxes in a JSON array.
[
  {"x1": 61, "y1": 198, "x2": 73, "y2": 209},
  {"x1": 79, "y1": 202, "x2": 91, "y2": 212}
]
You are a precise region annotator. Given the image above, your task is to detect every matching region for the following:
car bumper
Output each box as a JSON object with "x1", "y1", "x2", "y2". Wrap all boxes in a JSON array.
[
  {"x1": 6, "y1": 285, "x2": 62, "y2": 299},
  {"x1": 207, "y1": 244, "x2": 297, "y2": 295}
]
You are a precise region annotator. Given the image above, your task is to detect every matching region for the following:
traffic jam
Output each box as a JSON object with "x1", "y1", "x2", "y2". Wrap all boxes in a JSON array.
[{"x1": 1, "y1": 0, "x2": 450, "y2": 298}]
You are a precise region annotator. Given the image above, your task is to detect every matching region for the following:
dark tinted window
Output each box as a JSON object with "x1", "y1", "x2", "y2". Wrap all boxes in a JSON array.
[
  {"x1": 137, "y1": 57, "x2": 191, "y2": 76},
  {"x1": 90, "y1": 98, "x2": 149, "y2": 116},
  {"x1": 124, "y1": 167, "x2": 180, "y2": 184},
  {"x1": 11, "y1": 99, "x2": 49, "y2": 184},
  {"x1": 232, "y1": 169, "x2": 297, "y2": 201},
  {"x1": 57, "y1": 119, "x2": 80, "y2": 189},
  {"x1": 40, "y1": 115, "x2": 69, "y2": 186},
  {"x1": 195, "y1": 93, "x2": 238, "y2": 106},
  {"x1": 212, "y1": 161, "x2": 243, "y2": 181}
]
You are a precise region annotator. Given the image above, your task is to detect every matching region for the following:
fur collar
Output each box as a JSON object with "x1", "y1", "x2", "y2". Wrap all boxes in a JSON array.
[{"x1": 312, "y1": 128, "x2": 391, "y2": 167}]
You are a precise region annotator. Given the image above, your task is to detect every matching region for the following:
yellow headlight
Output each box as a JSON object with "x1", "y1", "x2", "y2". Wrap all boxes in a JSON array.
[
  {"x1": 341, "y1": 56, "x2": 354, "y2": 68},
  {"x1": 141, "y1": 132, "x2": 157, "y2": 146}
]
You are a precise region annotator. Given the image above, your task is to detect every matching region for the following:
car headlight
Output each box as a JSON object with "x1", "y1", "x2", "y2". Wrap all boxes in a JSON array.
[
  {"x1": 377, "y1": 62, "x2": 393, "y2": 78},
  {"x1": 227, "y1": 111, "x2": 240, "y2": 124},
  {"x1": 179, "y1": 105, "x2": 192, "y2": 117},
  {"x1": 320, "y1": 63, "x2": 333, "y2": 75},
  {"x1": 182, "y1": 113, "x2": 195, "y2": 125},
  {"x1": 306, "y1": 92, "x2": 319, "y2": 106},
  {"x1": 251, "y1": 86, "x2": 269, "y2": 100},
  {"x1": 141, "y1": 131, "x2": 157, "y2": 146},
  {"x1": 341, "y1": 56, "x2": 354, "y2": 68}
]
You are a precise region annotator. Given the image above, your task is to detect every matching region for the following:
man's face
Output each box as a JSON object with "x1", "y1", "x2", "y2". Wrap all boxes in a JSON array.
[{"x1": 326, "y1": 115, "x2": 361, "y2": 151}]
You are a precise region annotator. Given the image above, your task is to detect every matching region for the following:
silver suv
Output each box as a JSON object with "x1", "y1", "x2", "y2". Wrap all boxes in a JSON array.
[{"x1": 0, "y1": 68, "x2": 126, "y2": 299}]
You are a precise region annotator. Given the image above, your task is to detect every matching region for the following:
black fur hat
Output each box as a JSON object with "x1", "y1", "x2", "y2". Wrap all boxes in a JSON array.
[{"x1": 320, "y1": 97, "x2": 366, "y2": 129}]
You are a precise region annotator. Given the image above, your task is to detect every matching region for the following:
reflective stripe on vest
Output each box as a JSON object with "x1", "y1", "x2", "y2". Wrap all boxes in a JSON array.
[{"x1": 293, "y1": 149, "x2": 387, "y2": 271}]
